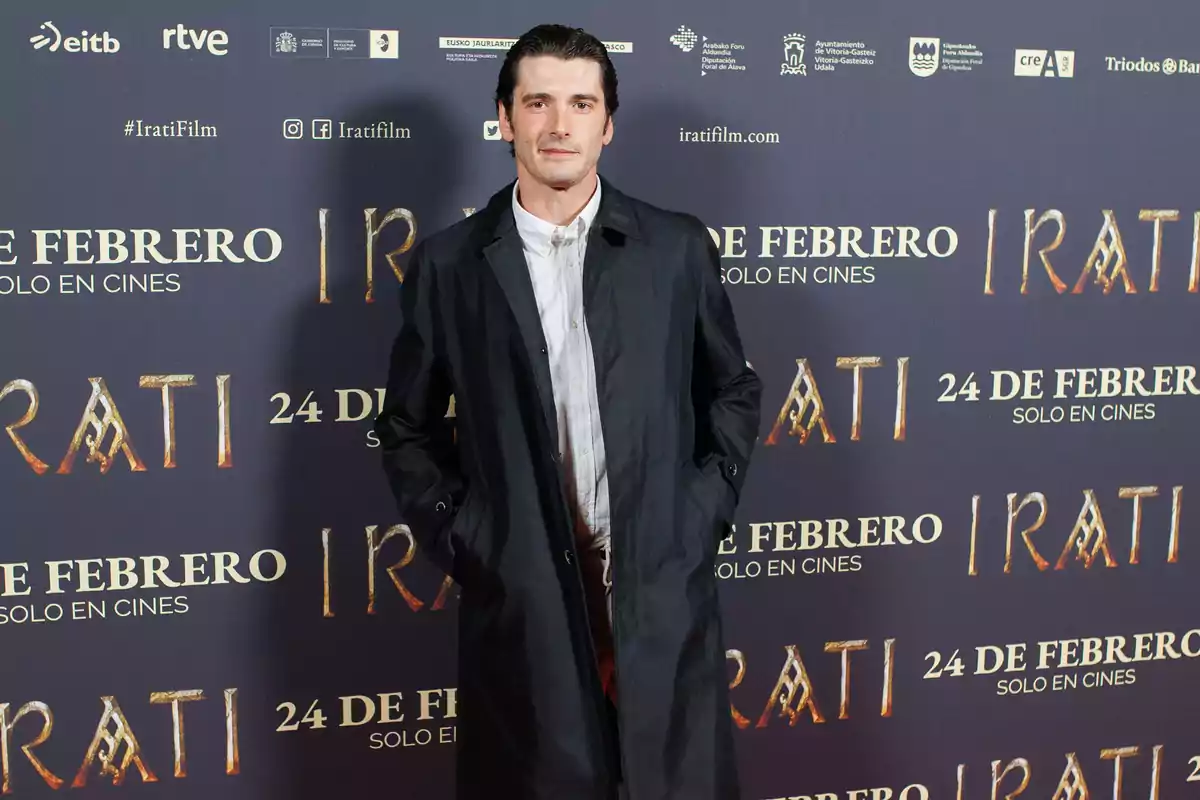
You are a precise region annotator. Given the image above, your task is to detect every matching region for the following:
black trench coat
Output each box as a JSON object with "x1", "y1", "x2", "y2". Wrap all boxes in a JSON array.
[{"x1": 374, "y1": 175, "x2": 762, "y2": 800}]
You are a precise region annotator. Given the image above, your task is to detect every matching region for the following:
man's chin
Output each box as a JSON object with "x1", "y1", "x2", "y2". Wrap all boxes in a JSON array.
[{"x1": 535, "y1": 170, "x2": 585, "y2": 190}]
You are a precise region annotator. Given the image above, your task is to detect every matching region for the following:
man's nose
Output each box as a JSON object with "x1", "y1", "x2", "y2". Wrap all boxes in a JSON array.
[{"x1": 547, "y1": 106, "x2": 569, "y2": 137}]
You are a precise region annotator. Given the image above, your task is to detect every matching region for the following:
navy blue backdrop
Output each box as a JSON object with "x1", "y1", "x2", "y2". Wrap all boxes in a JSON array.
[{"x1": 3, "y1": 1, "x2": 1199, "y2": 797}]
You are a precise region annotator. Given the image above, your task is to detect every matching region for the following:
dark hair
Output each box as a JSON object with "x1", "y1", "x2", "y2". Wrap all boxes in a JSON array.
[{"x1": 494, "y1": 24, "x2": 619, "y2": 157}]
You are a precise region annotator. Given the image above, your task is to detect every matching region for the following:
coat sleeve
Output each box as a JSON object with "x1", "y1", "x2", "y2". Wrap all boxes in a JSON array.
[
  {"x1": 373, "y1": 242, "x2": 466, "y2": 572},
  {"x1": 687, "y1": 216, "x2": 764, "y2": 535}
]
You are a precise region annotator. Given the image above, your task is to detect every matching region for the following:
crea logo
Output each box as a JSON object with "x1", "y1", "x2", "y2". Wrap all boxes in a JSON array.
[
  {"x1": 1014, "y1": 49, "x2": 1075, "y2": 78},
  {"x1": 29, "y1": 21, "x2": 120, "y2": 54}
]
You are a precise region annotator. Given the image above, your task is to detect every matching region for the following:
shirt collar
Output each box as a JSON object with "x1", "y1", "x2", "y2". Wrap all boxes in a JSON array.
[{"x1": 511, "y1": 176, "x2": 602, "y2": 257}]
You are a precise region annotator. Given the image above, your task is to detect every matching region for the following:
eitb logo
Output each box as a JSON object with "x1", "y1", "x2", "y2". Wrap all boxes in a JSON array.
[{"x1": 30, "y1": 20, "x2": 121, "y2": 53}]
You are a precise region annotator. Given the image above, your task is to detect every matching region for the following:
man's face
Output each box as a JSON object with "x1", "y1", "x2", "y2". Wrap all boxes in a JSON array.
[{"x1": 498, "y1": 55, "x2": 613, "y2": 190}]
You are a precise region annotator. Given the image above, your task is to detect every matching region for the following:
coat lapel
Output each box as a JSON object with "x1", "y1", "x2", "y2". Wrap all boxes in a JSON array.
[
  {"x1": 481, "y1": 185, "x2": 560, "y2": 453},
  {"x1": 580, "y1": 178, "x2": 641, "y2": 486},
  {"x1": 478, "y1": 176, "x2": 643, "y2": 457},
  {"x1": 582, "y1": 175, "x2": 641, "y2": 315}
]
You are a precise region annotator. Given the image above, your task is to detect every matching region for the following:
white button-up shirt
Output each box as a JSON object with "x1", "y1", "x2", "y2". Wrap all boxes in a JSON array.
[{"x1": 511, "y1": 178, "x2": 613, "y2": 624}]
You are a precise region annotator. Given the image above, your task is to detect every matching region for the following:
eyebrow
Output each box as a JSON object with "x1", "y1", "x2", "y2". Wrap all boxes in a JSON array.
[{"x1": 520, "y1": 92, "x2": 601, "y2": 104}]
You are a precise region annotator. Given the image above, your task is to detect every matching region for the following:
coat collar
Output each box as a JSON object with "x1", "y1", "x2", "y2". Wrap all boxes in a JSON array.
[
  {"x1": 480, "y1": 173, "x2": 641, "y2": 245},
  {"x1": 477, "y1": 173, "x2": 637, "y2": 458},
  {"x1": 510, "y1": 177, "x2": 602, "y2": 256}
]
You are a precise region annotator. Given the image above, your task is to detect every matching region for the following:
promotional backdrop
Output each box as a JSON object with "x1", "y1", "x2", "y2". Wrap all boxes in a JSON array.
[{"x1": 3, "y1": 1, "x2": 1198, "y2": 797}]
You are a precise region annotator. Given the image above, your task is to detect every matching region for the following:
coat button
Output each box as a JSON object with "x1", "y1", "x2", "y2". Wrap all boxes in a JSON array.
[
  {"x1": 540, "y1": 346, "x2": 547, "y2": 354},
  {"x1": 435, "y1": 501, "x2": 448, "y2": 513},
  {"x1": 563, "y1": 550, "x2": 574, "y2": 566},
  {"x1": 728, "y1": 463, "x2": 738, "y2": 477},
  {"x1": 553, "y1": 451, "x2": 563, "y2": 464}
]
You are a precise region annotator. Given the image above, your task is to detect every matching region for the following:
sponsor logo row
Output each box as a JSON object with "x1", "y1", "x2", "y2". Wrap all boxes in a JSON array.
[
  {"x1": 675, "y1": 29, "x2": 1195, "y2": 79},
  {"x1": 25, "y1": 20, "x2": 1197, "y2": 80},
  {"x1": 26, "y1": 21, "x2": 632, "y2": 60}
]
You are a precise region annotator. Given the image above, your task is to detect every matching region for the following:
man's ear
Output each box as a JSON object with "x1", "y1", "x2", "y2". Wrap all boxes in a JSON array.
[
  {"x1": 498, "y1": 101, "x2": 515, "y2": 143},
  {"x1": 602, "y1": 113, "x2": 614, "y2": 145}
]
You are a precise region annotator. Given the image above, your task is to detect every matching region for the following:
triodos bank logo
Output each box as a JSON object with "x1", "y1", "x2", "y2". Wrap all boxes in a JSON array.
[{"x1": 29, "y1": 21, "x2": 120, "y2": 54}]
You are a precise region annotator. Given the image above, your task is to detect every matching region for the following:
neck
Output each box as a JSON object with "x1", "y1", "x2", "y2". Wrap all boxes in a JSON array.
[{"x1": 515, "y1": 168, "x2": 599, "y2": 226}]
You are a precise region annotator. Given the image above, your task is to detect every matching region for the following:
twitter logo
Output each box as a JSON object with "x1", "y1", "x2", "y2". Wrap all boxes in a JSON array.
[{"x1": 483, "y1": 120, "x2": 501, "y2": 140}]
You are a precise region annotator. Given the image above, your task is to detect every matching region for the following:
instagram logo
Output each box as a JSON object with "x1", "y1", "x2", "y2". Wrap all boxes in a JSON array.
[{"x1": 282, "y1": 119, "x2": 303, "y2": 139}]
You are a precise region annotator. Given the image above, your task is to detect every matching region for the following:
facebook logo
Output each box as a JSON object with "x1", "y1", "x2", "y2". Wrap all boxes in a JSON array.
[{"x1": 312, "y1": 119, "x2": 332, "y2": 139}]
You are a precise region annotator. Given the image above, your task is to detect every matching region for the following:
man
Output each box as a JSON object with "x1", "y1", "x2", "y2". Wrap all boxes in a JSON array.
[{"x1": 374, "y1": 24, "x2": 762, "y2": 800}]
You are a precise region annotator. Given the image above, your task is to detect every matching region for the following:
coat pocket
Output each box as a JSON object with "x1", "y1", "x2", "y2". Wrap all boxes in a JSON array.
[
  {"x1": 680, "y1": 461, "x2": 719, "y2": 546},
  {"x1": 448, "y1": 489, "x2": 486, "y2": 554},
  {"x1": 446, "y1": 489, "x2": 496, "y2": 590},
  {"x1": 681, "y1": 457, "x2": 737, "y2": 549}
]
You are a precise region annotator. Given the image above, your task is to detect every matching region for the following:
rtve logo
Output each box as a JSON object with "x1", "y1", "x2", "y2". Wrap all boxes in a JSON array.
[
  {"x1": 30, "y1": 21, "x2": 120, "y2": 54},
  {"x1": 163, "y1": 24, "x2": 229, "y2": 55}
]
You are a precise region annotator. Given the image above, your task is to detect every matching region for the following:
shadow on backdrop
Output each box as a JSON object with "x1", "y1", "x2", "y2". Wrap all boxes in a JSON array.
[{"x1": 261, "y1": 95, "x2": 467, "y2": 799}]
